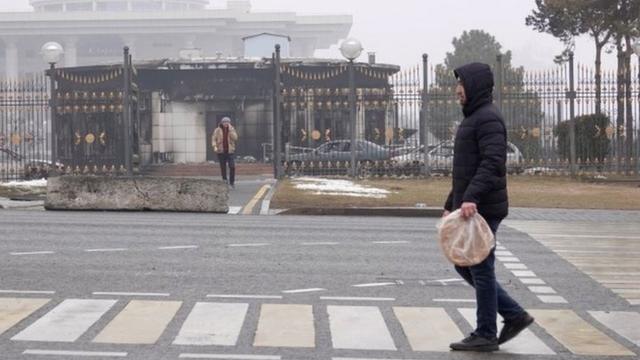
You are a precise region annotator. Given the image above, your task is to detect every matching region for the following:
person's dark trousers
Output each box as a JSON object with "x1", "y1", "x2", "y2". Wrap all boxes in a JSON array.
[
  {"x1": 454, "y1": 218, "x2": 525, "y2": 339},
  {"x1": 217, "y1": 153, "x2": 236, "y2": 185}
]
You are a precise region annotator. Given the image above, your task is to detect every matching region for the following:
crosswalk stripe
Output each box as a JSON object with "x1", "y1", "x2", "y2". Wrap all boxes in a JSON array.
[
  {"x1": 93, "y1": 300, "x2": 181, "y2": 344},
  {"x1": 393, "y1": 307, "x2": 463, "y2": 352},
  {"x1": 588, "y1": 311, "x2": 640, "y2": 347},
  {"x1": 23, "y1": 349, "x2": 127, "y2": 357},
  {"x1": 12, "y1": 299, "x2": 117, "y2": 342},
  {"x1": 0, "y1": 298, "x2": 50, "y2": 336},
  {"x1": 458, "y1": 308, "x2": 555, "y2": 355},
  {"x1": 530, "y1": 309, "x2": 635, "y2": 356},
  {"x1": 180, "y1": 355, "x2": 280, "y2": 360},
  {"x1": 327, "y1": 305, "x2": 396, "y2": 351},
  {"x1": 254, "y1": 304, "x2": 314, "y2": 348},
  {"x1": 174, "y1": 302, "x2": 248, "y2": 346}
]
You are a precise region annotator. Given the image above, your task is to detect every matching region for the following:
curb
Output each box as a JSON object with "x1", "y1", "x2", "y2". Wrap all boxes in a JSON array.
[
  {"x1": 0, "y1": 197, "x2": 45, "y2": 210},
  {"x1": 259, "y1": 180, "x2": 279, "y2": 215},
  {"x1": 278, "y1": 207, "x2": 443, "y2": 218}
]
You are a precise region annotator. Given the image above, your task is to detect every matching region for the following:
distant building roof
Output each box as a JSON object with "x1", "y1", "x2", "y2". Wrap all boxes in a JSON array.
[{"x1": 242, "y1": 33, "x2": 292, "y2": 41}]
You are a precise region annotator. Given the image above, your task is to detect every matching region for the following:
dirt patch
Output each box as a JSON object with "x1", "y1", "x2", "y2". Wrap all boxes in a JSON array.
[{"x1": 271, "y1": 176, "x2": 640, "y2": 210}]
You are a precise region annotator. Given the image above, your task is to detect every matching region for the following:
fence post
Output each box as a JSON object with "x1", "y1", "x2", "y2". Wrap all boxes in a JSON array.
[
  {"x1": 273, "y1": 45, "x2": 283, "y2": 179},
  {"x1": 567, "y1": 52, "x2": 577, "y2": 177},
  {"x1": 349, "y1": 59, "x2": 357, "y2": 178},
  {"x1": 637, "y1": 56, "x2": 640, "y2": 175},
  {"x1": 495, "y1": 54, "x2": 503, "y2": 111},
  {"x1": 421, "y1": 54, "x2": 430, "y2": 177},
  {"x1": 123, "y1": 46, "x2": 133, "y2": 176},
  {"x1": 47, "y1": 64, "x2": 58, "y2": 172}
]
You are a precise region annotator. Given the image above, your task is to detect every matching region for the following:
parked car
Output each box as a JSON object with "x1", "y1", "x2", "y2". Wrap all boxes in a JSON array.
[
  {"x1": 390, "y1": 140, "x2": 524, "y2": 175},
  {"x1": 287, "y1": 140, "x2": 392, "y2": 164}
]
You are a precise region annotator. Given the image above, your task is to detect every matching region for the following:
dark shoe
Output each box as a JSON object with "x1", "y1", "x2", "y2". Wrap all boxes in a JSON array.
[
  {"x1": 499, "y1": 312, "x2": 535, "y2": 345},
  {"x1": 450, "y1": 334, "x2": 499, "y2": 352}
]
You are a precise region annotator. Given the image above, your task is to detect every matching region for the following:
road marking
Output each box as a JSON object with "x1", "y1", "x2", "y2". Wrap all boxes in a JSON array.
[
  {"x1": 242, "y1": 185, "x2": 271, "y2": 215},
  {"x1": 301, "y1": 242, "x2": 340, "y2": 246},
  {"x1": 352, "y1": 282, "x2": 395, "y2": 288},
  {"x1": 10, "y1": 251, "x2": 54, "y2": 256},
  {"x1": 282, "y1": 288, "x2": 326, "y2": 294},
  {"x1": 180, "y1": 355, "x2": 280, "y2": 360},
  {"x1": 12, "y1": 299, "x2": 117, "y2": 342},
  {"x1": 495, "y1": 250, "x2": 514, "y2": 256},
  {"x1": 537, "y1": 295, "x2": 568, "y2": 304},
  {"x1": 0, "y1": 290, "x2": 55, "y2": 295},
  {"x1": 23, "y1": 350, "x2": 127, "y2": 357},
  {"x1": 529, "y1": 286, "x2": 557, "y2": 294},
  {"x1": 429, "y1": 278, "x2": 464, "y2": 284},
  {"x1": 512, "y1": 270, "x2": 537, "y2": 278},
  {"x1": 333, "y1": 358, "x2": 422, "y2": 360},
  {"x1": 158, "y1": 245, "x2": 199, "y2": 250},
  {"x1": 85, "y1": 248, "x2": 128, "y2": 253},
  {"x1": 327, "y1": 305, "x2": 396, "y2": 350},
  {"x1": 0, "y1": 298, "x2": 50, "y2": 336},
  {"x1": 254, "y1": 304, "x2": 315, "y2": 348},
  {"x1": 206, "y1": 294, "x2": 283, "y2": 300},
  {"x1": 519, "y1": 278, "x2": 546, "y2": 285},
  {"x1": 533, "y1": 234, "x2": 640, "y2": 240},
  {"x1": 94, "y1": 300, "x2": 182, "y2": 344},
  {"x1": 629, "y1": 299, "x2": 640, "y2": 305},
  {"x1": 612, "y1": 288, "x2": 640, "y2": 294},
  {"x1": 174, "y1": 302, "x2": 248, "y2": 346},
  {"x1": 459, "y1": 308, "x2": 555, "y2": 355},
  {"x1": 227, "y1": 243, "x2": 270, "y2": 248},
  {"x1": 530, "y1": 309, "x2": 634, "y2": 356},
  {"x1": 589, "y1": 311, "x2": 640, "y2": 347},
  {"x1": 320, "y1": 297, "x2": 395, "y2": 302},
  {"x1": 260, "y1": 198, "x2": 272, "y2": 215},
  {"x1": 228, "y1": 206, "x2": 242, "y2": 215},
  {"x1": 504, "y1": 263, "x2": 528, "y2": 270},
  {"x1": 93, "y1": 292, "x2": 170, "y2": 297},
  {"x1": 433, "y1": 298, "x2": 476, "y2": 303},
  {"x1": 372, "y1": 241, "x2": 410, "y2": 244},
  {"x1": 496, "y1": 245, "x2": 507, "y2": 250},
  {"x1": 394, "y1": 307, "x2": 464, "y2": 352},
  {"x1": 497, "y1": 256, "x2": 521, "y2": 262}
]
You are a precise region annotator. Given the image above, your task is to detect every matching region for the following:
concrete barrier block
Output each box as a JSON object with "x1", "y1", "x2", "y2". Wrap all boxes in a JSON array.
[{"x1": 45, "y1": 176, "x2": 228, "y2": 213}]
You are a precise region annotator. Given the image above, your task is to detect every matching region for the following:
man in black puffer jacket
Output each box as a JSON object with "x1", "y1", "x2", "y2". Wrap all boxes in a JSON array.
[{"x1": 444, "y1": 63, "x2": 534, "y2": 352}]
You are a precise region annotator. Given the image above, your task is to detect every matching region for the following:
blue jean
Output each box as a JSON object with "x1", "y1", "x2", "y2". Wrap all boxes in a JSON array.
[
  {"x1": 454, "y1": 219, "x2": 525, "y2": 338},
  {"x1": 217, "y1": 153, "x2": 235, "y2": 185}
]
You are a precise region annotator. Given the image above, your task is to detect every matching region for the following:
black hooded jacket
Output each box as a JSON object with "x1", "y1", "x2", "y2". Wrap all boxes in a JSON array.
[{"x1": 444, "y1": 63, "x2": 508, "y2": 220}]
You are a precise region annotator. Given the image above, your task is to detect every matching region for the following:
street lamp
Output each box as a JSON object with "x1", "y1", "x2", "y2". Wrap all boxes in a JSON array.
[
  {"x1": 632, "y1": 42, "x2": 640, "y2": 174},
  {"x1": 41, "y1": 42, "x2": 64, "y2": 66},
  {"x1": 339, "y1": 38, "x2": 363, "y2": 177},
  {"x1": 41, "y1": 42, "x2": 64, "y2": 170}
]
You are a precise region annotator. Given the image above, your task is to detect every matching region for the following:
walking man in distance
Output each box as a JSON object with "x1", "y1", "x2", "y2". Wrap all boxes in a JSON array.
[{"x1": 213, "y1": 117, "x2": 238, "y2": 189}]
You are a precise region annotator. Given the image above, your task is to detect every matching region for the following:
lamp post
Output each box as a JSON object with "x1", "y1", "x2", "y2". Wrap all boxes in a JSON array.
[
  {"x1": 339, "y1": 38, "x2": 363, "y2": 177},
  {"x1": 41, "y1": 42, "x2": 64, "y2": 172},
  {"x1": 633, "y1": 42, "x2": 640, "y2": 175}
]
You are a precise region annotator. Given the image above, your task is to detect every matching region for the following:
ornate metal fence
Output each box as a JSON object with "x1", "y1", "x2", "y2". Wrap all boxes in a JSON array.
[
  {"x1": 329, "y1": 54, "x2": 640, "y2": 178},
  {"x1": 0, "y1": 74, "x2": 50, "y2": 182}
]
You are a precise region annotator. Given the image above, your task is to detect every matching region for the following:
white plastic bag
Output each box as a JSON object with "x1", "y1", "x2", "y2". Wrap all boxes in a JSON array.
[{"x1": 436, "y1": 209, "x2": 495, "y2": 267}]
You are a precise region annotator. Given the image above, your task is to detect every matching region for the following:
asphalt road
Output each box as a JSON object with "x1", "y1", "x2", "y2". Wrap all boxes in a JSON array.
[{"x1": 0, "y1": 210, "x2": 638, "y2": 360}]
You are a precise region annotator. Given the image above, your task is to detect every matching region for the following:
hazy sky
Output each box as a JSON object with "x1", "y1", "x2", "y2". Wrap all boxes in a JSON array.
[{"x1": 0, "y1": 0, "x2": 619, "y2": 69}]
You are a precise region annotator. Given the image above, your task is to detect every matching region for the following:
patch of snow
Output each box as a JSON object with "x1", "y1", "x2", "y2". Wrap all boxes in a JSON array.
[
  {"x1": 0, "y1": 179, "x2": 47, "y2": 188},
  {"x1": 293, "y1": 177, "x2": 390, "y2": 199}
]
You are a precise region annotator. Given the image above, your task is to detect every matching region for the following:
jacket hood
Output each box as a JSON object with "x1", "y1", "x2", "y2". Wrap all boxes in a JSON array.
[{"x1": 454, "y1": 62, "x2": 494, "y2": 117}]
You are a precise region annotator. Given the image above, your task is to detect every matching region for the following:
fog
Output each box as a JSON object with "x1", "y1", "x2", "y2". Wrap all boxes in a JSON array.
[{"x1": 0, "y1": 0, "x2": 618, "y2": 70}]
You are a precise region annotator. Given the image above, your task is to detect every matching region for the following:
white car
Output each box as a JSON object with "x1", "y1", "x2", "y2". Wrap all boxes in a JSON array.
[{"x1": 391, "y1": 141, "x2": 524, "y2": 175}]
